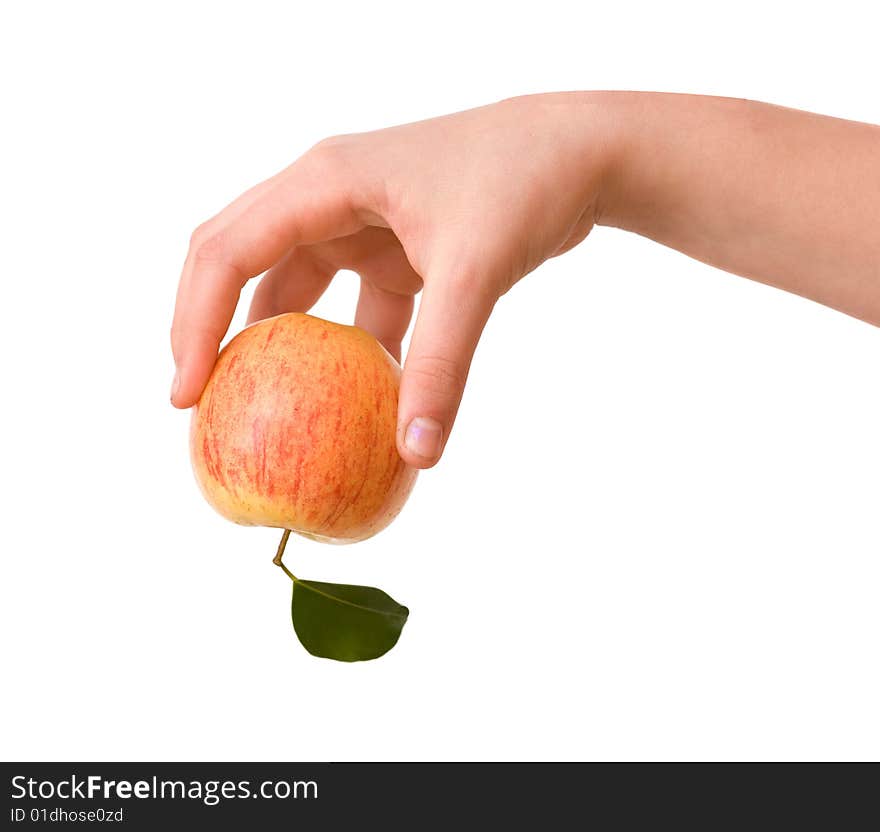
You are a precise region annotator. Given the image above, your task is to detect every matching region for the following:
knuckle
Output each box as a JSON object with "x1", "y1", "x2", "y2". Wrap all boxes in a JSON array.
[
  {"x1": 445, "y1": 267, "x2": 480, "y2": 297},
  {"x1": 306, "y1": 135, "x2": 349, "y2": 169},
  {"x1": 188, "y1": 222, "x2": 230, "y2": 267},
  {"x1": 406, "y1": 354, "x2": 468, "y2": 397},
  {"x1": 427, "y1": 252, "x2": 482, "y2": 292},
  {"x1": 303, "y1": 133, "x2": 367, "y2": 185},
  {"x1": 188, "y1": 220, "x2": 213, "y2": 250}
]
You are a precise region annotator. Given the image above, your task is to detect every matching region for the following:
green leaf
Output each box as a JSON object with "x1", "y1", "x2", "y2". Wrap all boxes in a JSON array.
[{"x1": 291, "y1": 579, "x2": 409, "y2": 662}]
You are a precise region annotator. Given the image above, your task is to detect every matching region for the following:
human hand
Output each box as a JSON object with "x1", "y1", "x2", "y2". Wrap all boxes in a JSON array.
[{"x1": 170, "y1": 93, "x2": 616, "y2": 467}]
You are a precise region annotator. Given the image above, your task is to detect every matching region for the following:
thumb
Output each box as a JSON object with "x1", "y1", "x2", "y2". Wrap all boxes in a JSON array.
[{"x1": 397, "y1": 272, "x2": 496, "y2": 468}]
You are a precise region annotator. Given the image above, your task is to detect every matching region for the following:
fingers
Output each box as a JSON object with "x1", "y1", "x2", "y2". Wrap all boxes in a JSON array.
[
  {"x1": 397, "y1": 267, "x2": 497, "y2": 469},
  {"x1": 348, "y1": 228, "x2": 420, "y2": 361},
  {"x1": 354, "y1": 279, "x2": 414, "y2": 363},
  {"x1": 246, "y1": 248, "x2": 335, "y2": 325},
  {"x1": 171, "y1": 145, "x2": 369, "y2": 409},
  {"x1": 248, "y1": 226, "x2": 420, "y2": 357}
]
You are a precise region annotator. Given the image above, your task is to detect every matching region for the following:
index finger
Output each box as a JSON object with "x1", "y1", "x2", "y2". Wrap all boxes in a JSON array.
[{"x1": 170, "y1": 145, "x2": 369, "y2": 408}]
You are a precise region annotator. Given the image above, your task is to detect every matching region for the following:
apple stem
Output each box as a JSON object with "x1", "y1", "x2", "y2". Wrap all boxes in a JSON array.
[{"x1": 272, "y1": 529, "x2": 298, "y2": 582}]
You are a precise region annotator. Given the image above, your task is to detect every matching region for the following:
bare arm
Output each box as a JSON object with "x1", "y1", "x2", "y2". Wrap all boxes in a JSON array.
[
  {"x1": 600, "y1": 93, "x2": 880, "y2": 325},
  {"x1": 171, "y1": 92, "x2": 880, "y2": 468}
]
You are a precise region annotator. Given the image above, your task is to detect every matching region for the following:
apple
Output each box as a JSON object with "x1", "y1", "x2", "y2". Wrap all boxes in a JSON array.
[{"x1": 190, "y1": 312, "x2": 417, "y2": 543}]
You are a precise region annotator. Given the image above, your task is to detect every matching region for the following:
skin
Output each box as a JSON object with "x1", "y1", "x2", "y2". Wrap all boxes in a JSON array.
[{"x1": 170, "y1": 92, "x2": 880, "y2": 468}]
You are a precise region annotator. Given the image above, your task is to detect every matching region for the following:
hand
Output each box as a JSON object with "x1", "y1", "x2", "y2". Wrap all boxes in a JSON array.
[
  {"x1": 170, "y1": 93, "x2": 615, "y2": 467},
  {"x1": 172, "y1": 91, "x2": 880, "y2": 468}
]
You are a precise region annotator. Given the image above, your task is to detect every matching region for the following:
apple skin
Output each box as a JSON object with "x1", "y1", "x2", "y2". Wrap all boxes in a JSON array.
[{"x1": 190, "y1": 312, "x2": 417, "y2": 543}]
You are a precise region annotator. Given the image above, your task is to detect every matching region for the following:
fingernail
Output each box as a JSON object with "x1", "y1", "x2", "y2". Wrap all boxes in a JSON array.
[
  {"x1": 170, "y1": 369, "x2": 180, "y2": 403},
  {"x1": 404, "y1": 417, "x2": 443, "y2": 460}
]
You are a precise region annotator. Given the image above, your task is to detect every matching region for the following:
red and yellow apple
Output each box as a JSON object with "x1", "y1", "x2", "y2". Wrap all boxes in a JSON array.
[{"x1": 190, "y1": 312, "x2": 417, "y2": 543}]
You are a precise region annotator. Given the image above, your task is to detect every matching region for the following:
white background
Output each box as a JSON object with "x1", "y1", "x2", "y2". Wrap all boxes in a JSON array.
[{"x1": 2, "y1": 0, "x2": 877, "y2": 762}]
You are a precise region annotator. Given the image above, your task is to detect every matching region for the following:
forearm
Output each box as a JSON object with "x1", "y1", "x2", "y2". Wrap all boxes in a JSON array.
[{"x1": 594, "y1": 92, "x2": 880, "y2": 326}]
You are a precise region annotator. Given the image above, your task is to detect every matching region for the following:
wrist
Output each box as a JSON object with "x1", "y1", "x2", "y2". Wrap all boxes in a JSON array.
[
  {"x1": 576, "y1": 90, "x2": 642, "y2": 231},
  {"x1": 512, "y1": 90, "x2": 637, "y2": 232}
]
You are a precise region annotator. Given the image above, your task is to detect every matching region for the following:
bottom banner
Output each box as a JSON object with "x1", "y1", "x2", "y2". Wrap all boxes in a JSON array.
[{"x1": 1, "y1": 761, "x2": 875, "y2": 827}]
